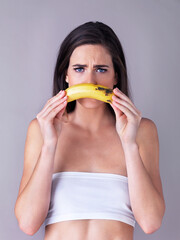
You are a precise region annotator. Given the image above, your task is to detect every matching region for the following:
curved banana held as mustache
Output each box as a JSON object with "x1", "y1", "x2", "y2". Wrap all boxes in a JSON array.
[{"x1": 65, "y1": 83, "x2": 115, "y2": 104}]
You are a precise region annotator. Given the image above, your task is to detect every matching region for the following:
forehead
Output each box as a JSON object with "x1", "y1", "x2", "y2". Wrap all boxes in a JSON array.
[{"x1": 69, "y1": 44, "x2": 112, "y2": 64}]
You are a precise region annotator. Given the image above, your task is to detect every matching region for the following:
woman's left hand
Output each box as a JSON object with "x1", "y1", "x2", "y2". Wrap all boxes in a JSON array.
[{"x1": 110, "y1": 87, "x2": 142, "y2": 145}]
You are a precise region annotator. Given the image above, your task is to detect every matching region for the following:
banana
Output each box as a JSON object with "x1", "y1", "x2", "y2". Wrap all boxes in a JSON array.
[{"x1": 65, "y1": 83, "x2": 115, "y2": 104}]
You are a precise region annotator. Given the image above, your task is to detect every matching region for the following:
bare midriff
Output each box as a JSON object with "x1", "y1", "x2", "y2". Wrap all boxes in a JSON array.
[
  {"x1": 43, "y1": 113, "x2": 136, "y2": 240},
  {"x1": 44, "y1": 219, "x2": 134, "y2": 240}
]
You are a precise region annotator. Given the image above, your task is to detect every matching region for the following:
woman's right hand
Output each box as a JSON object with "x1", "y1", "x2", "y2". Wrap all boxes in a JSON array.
[{"x1": 36, "y1": 90, "x2": 68, "y2": 144}]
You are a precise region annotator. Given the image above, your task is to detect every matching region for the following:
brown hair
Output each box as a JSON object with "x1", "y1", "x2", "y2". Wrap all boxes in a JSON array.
[{"x1": 52, "y1": 21, "x2": 132, "y2": 119}]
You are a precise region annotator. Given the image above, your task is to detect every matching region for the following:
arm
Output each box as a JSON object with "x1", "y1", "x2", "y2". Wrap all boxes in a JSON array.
[
  {"x1": 14, "y1": 119, "x2": 58, "y2": 235},
  {"x1": 110, "y1": 88, "x2": 165, "y2": 234},
  {"x1": 122, "y1": 118, "x2": 165, "y2": 234}
]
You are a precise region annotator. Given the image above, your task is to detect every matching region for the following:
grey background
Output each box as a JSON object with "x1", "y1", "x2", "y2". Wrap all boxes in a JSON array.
[{"x1": 0, "y1": 0, "x2": 180, "y2": 239}]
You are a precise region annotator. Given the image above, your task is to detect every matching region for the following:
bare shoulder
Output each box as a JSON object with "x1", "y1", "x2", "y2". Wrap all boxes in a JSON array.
[
  {"x1": 136, "y1": 117, "x2": 158, "y2": 147},
  {"x1": 25, "y1": 118, "x2": 44, "y2": 152},
  {"x1": 28, "y1": 118, "x2": 42, "y2": 136},
  {"x1": 25, "y1": 117, "x2": 44, "y2": 166}
]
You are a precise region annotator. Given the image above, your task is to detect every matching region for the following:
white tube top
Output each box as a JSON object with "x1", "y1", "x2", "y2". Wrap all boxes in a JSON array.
[{"x1": 44, "y1": 171, "x2": 136, "y2": 227}]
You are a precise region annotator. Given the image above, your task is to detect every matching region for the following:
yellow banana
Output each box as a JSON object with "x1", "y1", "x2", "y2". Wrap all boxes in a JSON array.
[{"x1": 65, "y1": 83, "x2": 114, "y2": 104}]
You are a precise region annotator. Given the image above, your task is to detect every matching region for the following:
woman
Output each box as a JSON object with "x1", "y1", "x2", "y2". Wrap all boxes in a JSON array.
[{"x1": 14, "y1": 21, "x2": 165, "y2": 240}]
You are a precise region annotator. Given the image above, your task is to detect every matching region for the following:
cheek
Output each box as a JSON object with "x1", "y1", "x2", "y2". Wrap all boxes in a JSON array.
[
  {"x1": 68, "y1": 73, "x2": 84, "y2": 86},
  {"x1": 98, "y1": 73, "x2": 115, "y2": 86}
]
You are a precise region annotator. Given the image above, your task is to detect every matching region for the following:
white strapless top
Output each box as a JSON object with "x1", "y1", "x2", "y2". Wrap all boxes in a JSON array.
[{"x1": 44, "y1": 171, "x2": 136, "y2": 227}]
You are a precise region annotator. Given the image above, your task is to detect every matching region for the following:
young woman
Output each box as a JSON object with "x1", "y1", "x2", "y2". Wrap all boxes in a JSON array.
[{"x1": 14, "y1": 21, "x2": 165, "y2": 240}]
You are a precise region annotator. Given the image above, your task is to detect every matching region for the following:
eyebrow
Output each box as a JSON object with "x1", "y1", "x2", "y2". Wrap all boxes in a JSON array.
[{"x1": 72, "y1": 64, "x2": 109, "y2": 68}]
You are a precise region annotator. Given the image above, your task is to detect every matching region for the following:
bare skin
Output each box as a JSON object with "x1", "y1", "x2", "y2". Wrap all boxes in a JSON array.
[
  {"x1": 44, "y1": 112, "x2": 134, "y2": 240},
  {"x1": 43, "y1": 44, "x2": 135, "y2": 239},
  {"x1": 15, "y1": 44, "x2": 164, "y2": 238}
]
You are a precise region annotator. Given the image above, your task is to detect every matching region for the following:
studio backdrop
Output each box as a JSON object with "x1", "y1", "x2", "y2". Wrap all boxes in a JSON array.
[{"x1": 0, "y1": 0, "x2": 180, "y2": 239}]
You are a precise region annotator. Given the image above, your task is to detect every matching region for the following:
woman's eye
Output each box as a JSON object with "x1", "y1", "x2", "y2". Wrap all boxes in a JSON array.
[
  {"x1": 96, "y1": 68, "x2": 107, "y2": 73},
  {"x1": 74, "y1": 68, "x2": 84, "y2": 72},
  {"x1": 73, "y1": 68, "x2": 107, "y2": 73}
]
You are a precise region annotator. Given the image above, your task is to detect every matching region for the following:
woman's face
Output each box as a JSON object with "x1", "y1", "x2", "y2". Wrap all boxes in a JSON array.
[{"x1": 66, "y1": 44, "x2": 117, "y2": 89}]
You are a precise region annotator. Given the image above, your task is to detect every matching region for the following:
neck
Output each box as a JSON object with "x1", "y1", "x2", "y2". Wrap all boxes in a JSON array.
[{"x1": 69, "y1": 100, "x2": 115, "y2": 134}]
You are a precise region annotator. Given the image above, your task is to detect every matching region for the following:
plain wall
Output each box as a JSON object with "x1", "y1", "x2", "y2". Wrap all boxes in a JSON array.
[{"x1": 0, "y1": 0, "x2": 180, "y2": 239}]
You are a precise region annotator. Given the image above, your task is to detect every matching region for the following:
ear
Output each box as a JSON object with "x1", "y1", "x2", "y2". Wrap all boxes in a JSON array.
[{"x1": 65, "y1": 75, "x2": 69, "y2": 83}]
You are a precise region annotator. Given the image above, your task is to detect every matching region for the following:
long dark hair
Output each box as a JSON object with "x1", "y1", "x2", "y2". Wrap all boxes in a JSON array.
[{"x1": 52, "y1": 21, "x2": 132, "y2": 118}]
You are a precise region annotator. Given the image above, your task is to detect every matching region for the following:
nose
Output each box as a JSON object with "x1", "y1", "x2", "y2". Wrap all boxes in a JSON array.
[{"x1": 85, "y1": 71, "x2": 97, "y2": 85}]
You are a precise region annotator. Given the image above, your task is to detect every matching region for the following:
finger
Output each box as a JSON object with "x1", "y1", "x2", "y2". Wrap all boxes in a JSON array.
[
  {"x1": 112, "y1": 100, "x2": 135, "y2": 120},
  {"x1": 112, "y1": 95, "x2": 139, "y2": 116},
  {"x1": 45, "y1": 90, "x2": 66, "y2": 107},
  {"x1": 113, "y1": 88, "x2": 138, "y2": 111},
  {"x1": 46, "y1": 100, "x2": 67, "y2": 120},
  {"x1": 39, "y1": 91, "x2": 66, "y2": 117},
  {"x1": 41, "y1": 96, "x2": 67, "y2": 118},
  {"x1": 45, "y1": 90, "x2": 62, "y2": 106},
  {"x1": 110, "y1": 102, "x2": 124, "y2": 117}
]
